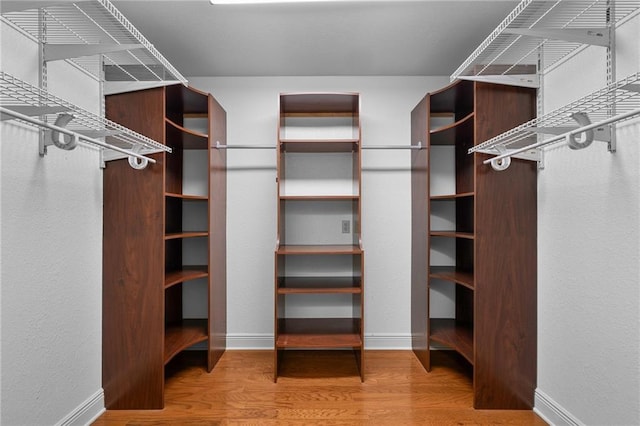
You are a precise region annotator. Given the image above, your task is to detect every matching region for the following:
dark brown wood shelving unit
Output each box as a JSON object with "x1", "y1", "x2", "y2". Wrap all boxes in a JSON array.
[
  {"x1": 411, "y1": 79, "x2": 537, "y2": 409},
  {"x1": 274, "y1": 92, "x2": 364, "y2": 382},
  {"x1": 103, "y1": 84, "x2": 227, "y2": 409}
]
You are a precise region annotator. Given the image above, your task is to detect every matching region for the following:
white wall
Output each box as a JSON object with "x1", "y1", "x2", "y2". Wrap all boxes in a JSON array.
[
  {"x1": 190, "y1": 76, "x2": 448, "y2": 349},
  {"x1": 1, "y1": 22, "x2": 104, "y2": 425},
  {"x1": 535, "y1": 12, "x2": 640, "y2": 426}
]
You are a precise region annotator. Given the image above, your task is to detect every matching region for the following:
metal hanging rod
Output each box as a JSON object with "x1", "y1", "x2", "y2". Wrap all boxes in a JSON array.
[
  {"x1": 215, "y1": 142, "x2": 276, "y2": 149},
  {"x1": 362, "y1": 142, "x2": 423, "y2": 150},
  {"x1": 214, "y1": 142, "x2": 425, "y2": 150}
]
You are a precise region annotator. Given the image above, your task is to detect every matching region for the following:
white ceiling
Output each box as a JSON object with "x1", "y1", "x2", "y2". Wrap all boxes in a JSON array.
[{"x1": 113, "y1": 0, "x2": 519, "y2": 77}]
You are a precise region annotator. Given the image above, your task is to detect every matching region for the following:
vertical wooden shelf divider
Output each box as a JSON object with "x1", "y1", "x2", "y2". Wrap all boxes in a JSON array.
[
  {"x1": 274, "y1": 93, "x2": 364, "y2": 382},
  {"x1": 411, "y1": 80, "x2": 537, "y2": 409},
  {"x1": 103, "y1": 84, "x2": 226, "y2": 409}
]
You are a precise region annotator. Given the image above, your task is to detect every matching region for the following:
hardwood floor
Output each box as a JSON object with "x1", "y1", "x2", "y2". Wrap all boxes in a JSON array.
[{"x1": 93, "y1": 350, "x2": 548, "y2": 425}]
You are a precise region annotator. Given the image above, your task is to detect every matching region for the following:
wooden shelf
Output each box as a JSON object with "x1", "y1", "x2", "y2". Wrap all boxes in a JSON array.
[
  {"x1": 430, "y1": 112, "x2": 474, "y2": 146},
  {"x1": 276, "y1": 318, "x2": 362, "y2": 349},
  {"x1": 277, "y1": 277, "x2": 362, "y2": 294},
  {"x1": 165, "y1": 266, "x2": 209, "y2": 289},
  {"x1": 166, "y1": 119, "x2": 208, "y2": 150},
  {"x1": 280, "y1": 195, "x2": 359, "y2": 201},
  {"x1": 164, "y1": 319, "x2": 208, "y2": 364},
  {"x1": 165, "y1": 192, "x2": 208, "y2": 201},
  {"x1": 280, "y1": 93, "x2": 360, "y2": 115},
  {"x1": 429, "y1": 266, "x2": 474, "y2": 290},
  {"x1": 165, "y1": 231, "x2": 208, "y2": 240},
  {"x1": 277, "y1": 245, "x2": 363, "y2": 255},
  {"x1": 429, "y1": 80, "x2": 474, "y2": 114},
  {"x1": 430, "y1": 192, "x2": 474, "y2": 200},
  {"x1": 430, "y1": 319, "x2": 474, "y2": 365},
  {"x1": 280, "y1": 139, "x2": 358, "y2": 153},
  {"x1": 166, "y1": 85, "x2": 209, "y2": 115},
  {"x1": 430, "y1": 231, "x2": 474, "y2": 240},
  {"x1": 279, "y1": 189, "x2": 359, "y2": 198}
]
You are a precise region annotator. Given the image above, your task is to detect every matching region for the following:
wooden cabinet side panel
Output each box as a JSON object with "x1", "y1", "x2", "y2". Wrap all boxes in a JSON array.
[
  {"x1": 105, "y1": 88, "x2": 165, "y2": 143},
  {"x1": 103, "y1": 154, "x2": 165, "y2": 409},
  {"x1": 410, "y1": 95, "x2": 430, "y2": 371},
  {"x1": 473, "y1": 84, "x2": 537, "y2": 409},
  {"x1": 208, "y1": 95, "x2": 227, "y2": 370}
]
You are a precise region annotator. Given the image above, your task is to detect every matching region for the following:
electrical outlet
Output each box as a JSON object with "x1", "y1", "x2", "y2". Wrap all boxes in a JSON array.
[{"x1": 341, "y1": 220, "x2": 350, "y2": 234}]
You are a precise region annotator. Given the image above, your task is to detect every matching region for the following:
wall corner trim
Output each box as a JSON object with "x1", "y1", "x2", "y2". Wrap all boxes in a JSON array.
[
  {"x1": 534, "y1": 389, "x2": 584, "y2": 426},
  {"x1": 55, "y1": 389, "x2": 105, "y2": 426}
]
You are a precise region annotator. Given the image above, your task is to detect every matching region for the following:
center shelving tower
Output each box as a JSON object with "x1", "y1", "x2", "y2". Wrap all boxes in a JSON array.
[{"x1": 274, "y1": 92, "x2": 364, "y2": 381}]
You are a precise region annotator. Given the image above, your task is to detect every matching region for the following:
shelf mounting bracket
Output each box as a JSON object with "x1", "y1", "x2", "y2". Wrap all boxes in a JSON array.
[
  {"x1": 103, "y1": 80, "x2": 184, "y2": 95},
  {"x1": 458, "y1": 74, "x2": 539, "y2": 88},
  {"x1": 0, "y1": 105, "x2": 70, "y2": 121},
  {"x1": 504, "y1": 28, "x2": 610, "y2": 47},
  {"x1": 43, "y1": 43, "x2": 143, "y2": 62}
]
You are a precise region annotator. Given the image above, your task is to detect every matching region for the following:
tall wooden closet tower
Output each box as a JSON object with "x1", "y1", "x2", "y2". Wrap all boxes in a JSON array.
[
  {"x1": 103, "y1": 84, "x2": 227, "y2": 409},
  {"x1": 274, "y1": 93, "x2": 364, "y2": 381},
  {"x1": 411, "y1": 79, "x2": 537, "y2": 409}
]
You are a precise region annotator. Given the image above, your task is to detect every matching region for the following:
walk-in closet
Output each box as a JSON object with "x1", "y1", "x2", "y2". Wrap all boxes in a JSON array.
[{"x1": 1, "y1": 1, "x2": 639, "y2": 425}]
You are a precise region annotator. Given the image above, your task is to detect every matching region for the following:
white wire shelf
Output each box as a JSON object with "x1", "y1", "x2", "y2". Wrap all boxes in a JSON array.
[
  {"x1": 0, "y1": 70, "x2": 171, "y2": 168},
  {"x1": 470, "y1": 71, "x2": 640, "y2": 168},
  {"x1": 1, "y1": 0, "x2": 187, "y2": 91},
  {"x1": 451, "y1": 0, "x2": 640, "y2": 84}
]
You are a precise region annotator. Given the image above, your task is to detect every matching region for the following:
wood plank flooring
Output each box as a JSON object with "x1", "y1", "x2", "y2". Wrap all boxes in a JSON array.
[{"x1": 93, "y1": 350, "x2": 548, "y2": 425}]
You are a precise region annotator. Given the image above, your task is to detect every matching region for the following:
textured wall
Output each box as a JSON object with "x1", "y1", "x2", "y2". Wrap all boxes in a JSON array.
[
  {"x1": 536, "y1": 13, "x2": 640, "y2": 426},
  {"x1": 1, "y1": 23, "x2": 103, "y2": 425}
]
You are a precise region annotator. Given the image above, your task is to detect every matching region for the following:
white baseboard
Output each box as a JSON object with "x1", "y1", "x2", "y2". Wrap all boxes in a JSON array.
[
  {"x1": 226, "y1": 333, "x2": 273, "y2": 349},
  {"x1": 364, "y1": 334, "x2": 412, "y2": 349},
  {"x1": 226, "y1": 333, "x2": 412, "y2": 350},
  {"x1": 55, "y1": 389, "x2": 105, "y2": 426},
  {"x1": 534, "y1": 389, "x2": 584, "y2": 426}
]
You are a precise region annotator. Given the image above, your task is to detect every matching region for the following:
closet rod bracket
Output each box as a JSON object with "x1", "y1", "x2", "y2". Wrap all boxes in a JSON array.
[{"x1": 489, "y1": 145, "x2": 511, "y2": 171}]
